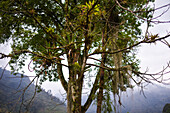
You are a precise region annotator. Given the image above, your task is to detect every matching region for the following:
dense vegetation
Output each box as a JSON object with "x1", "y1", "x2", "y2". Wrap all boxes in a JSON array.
[
  {"x1": 0, "y1": 0, "x2": 169, "y2": 112},
  {"x1": 0, "y1": 68, "x2": 66, "y2": 113},
  {"x1": 163, "y1": 104, "x2": 170, "y2": 113}
]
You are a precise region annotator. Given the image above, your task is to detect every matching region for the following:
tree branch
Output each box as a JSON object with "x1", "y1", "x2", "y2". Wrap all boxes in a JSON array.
[
  {"x1": 0, "y1": 53, "x2": 11, "y2": 59},
  {"x1": 116, "y1": 0, "x2": 170, "y2": 24},
  {"x1": 86, "y1": 63, "x2": 129, "y2": 71},
  {"x1": 57, "y1": 60, "x2": 68, "y2": 92},
  {"x1": 0, "y1": 50, "x2": 69, "y2": 68},
  {"x1": 88, "y1": 34, "x2": 170, "y2": 56},
  {"x1": 132, "y1": 61, "x2": 170, "y2": 84},
  {"x1": 82, "y1": 71, "x2": 100, "y2": 112}
]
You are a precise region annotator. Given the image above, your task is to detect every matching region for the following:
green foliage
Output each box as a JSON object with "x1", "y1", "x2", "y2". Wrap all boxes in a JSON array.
[{"x1": 0, "y1": 0, "x2": 155, "y2": 112}]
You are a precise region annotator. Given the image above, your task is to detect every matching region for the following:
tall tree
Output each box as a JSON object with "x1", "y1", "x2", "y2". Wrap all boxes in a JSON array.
[{"x1": 0, "y1": 0, "x2": 170, "y2": 113}]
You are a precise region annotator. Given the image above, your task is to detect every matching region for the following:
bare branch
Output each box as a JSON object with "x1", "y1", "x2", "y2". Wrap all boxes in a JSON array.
[
  {"x1": 25, "y1": 77, "x2": 39, "y2": 111},
  {"x1": 152, "y1": 4, "x2": 170, "y2": 20},
  {"x1": 116, "y1": 0, "x2": 170, "y2": 24},
  {"x1": 115, "y1": 0, "x2": 146, "y2": 21},
  {"x1": 132, "y1": 61, "x2": 170, "y2": 85},
  {"x1": 153, "y1": 3, "x2": 170, "y2": 11},
  {"x1": 19, "y1": 75, "x2": 38, "y2": 113},
  {"x1": 0, "y1": 52, "x2": 12, "y2": 59},
  {"x1": 0, "y1": 62, "x2": 9, "y2": 80}
]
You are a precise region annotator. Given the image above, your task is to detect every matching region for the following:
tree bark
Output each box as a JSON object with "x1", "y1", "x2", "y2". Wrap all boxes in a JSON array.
[
  {"x1": 67, "y1": 80, "x2": 73, "y2": 113},
  {"x1": 71, "y1": 81, "x2": 82, "y2": 113},
  {"x1": 97, "y1": 62, "x2": 104, "y2": 113},
  {"x1": 67, "y1": 49, "x2": 84, "y2": 113},
  {"x1": 57, "y1": 60, "x2": 68, "y2": 92},
  {"x1": 97, "y1": 29, "x2": 107, "y2": 113}
]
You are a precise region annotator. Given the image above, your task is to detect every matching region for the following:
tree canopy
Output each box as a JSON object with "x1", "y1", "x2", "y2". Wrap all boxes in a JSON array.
[{"x1": 0, "y1": 0, "x2": 170, "y2": 113}]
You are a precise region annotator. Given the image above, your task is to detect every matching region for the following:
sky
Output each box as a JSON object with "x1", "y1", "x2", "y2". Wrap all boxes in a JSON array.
[
  {"x1": 136, "y1": 0, "x2": 170, "y2": 84},
  {"x1": 0, "y1": 0, "x2": 170, "y2": 98}
]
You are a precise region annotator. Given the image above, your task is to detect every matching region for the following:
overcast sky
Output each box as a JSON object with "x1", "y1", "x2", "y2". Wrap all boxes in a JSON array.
[
  {"x1": 137, "y1": 0, "x2": 170, "y2": 83},
  {"x1": 0, "y1": 0, "x2": 170, "y2": 97}
]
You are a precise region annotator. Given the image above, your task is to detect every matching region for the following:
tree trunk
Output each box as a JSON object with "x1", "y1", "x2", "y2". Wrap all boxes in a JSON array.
[
  {"x1": 97, "y1": 29, "x2": 107, "y2": 113},
  {"x1": 71, "y1": 80, "x2": 82, "y2": 113},
  {"x1": 97, "y1": 64, "x2": 104, "y2": 113},
  {"x1": 67, "y1": 77, "x2": 83, "y2": 113},
  {"x1": 67, "y1": 80, "x2": 73, "y2": 113},
  {"x1": 67, "y1": 51, "x2": 83, "y2": 113}
]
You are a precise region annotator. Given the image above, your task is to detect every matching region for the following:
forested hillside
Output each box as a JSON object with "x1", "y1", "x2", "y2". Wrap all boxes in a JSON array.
[{"x1": 0, "y1": 68, "x2": 66, "y2": 113}]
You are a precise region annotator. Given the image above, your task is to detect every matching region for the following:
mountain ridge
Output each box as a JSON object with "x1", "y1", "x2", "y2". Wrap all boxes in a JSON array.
[{"x1": 0, "y1": 68, "x2": 66, "y2": 113}]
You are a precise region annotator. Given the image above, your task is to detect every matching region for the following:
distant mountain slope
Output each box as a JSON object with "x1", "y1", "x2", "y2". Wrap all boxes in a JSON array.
[
  {"x1": 85, "y1": 84, "x2": 170, "y2": 113},
  {"x1": 0, "y1": 68, "x2": 66, "y2": 113},
  {"x1": 121, "y1": 84, "x2": 170, "y2": 113}
]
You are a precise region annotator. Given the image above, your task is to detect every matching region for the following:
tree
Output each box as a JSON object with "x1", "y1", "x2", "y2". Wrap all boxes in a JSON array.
[{"x1": 0, "y1": 0, "x2": 170, "y2": 113}]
